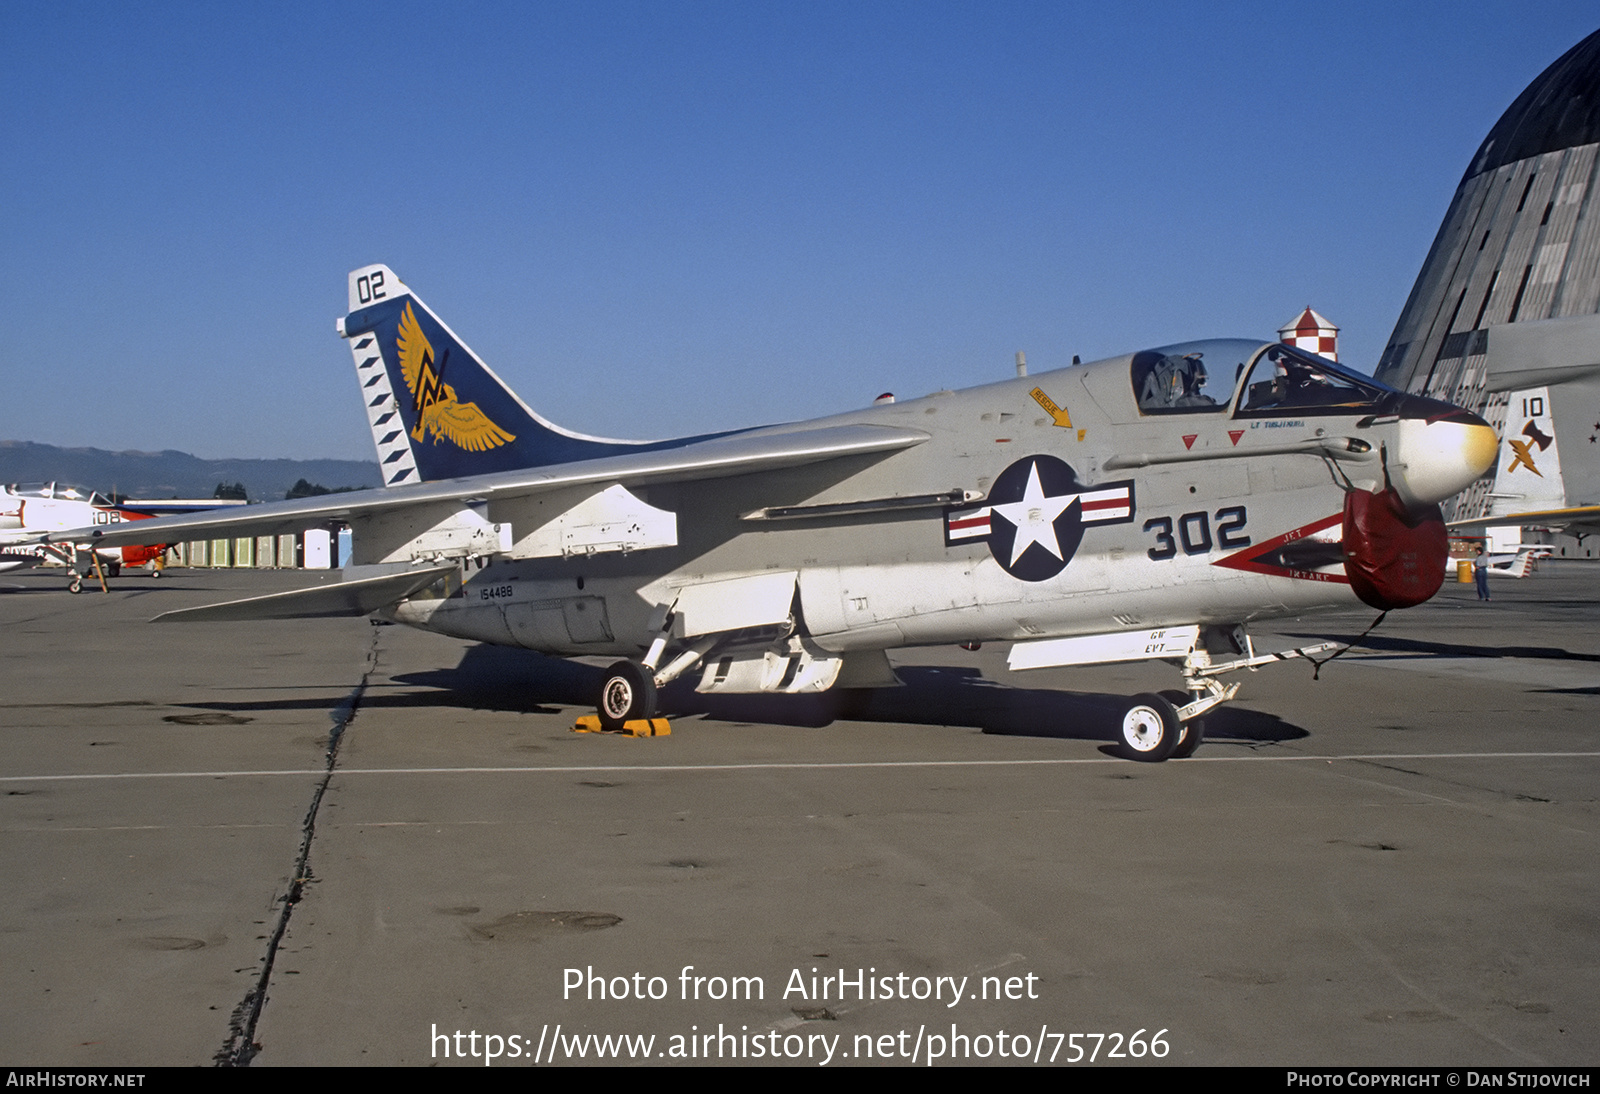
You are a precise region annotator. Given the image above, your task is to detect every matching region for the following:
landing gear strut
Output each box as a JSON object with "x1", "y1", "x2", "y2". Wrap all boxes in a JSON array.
[
  {"x1": 66, "y1": 545, "x2": 110, "y2": 594},
  {"x1": 592, "y1": 600, "x2": 726, "y2": 731}
]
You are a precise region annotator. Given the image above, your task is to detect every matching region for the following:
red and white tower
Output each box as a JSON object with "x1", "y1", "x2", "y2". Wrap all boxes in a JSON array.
[{"x1": 1278, "y1": 307, "x2": 1339, "y2": 362}]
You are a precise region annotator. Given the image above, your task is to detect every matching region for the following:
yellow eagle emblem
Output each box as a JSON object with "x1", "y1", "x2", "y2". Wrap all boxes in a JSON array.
[{"x1": 395, "y1": 301, "x2": 516, "y2": 451}]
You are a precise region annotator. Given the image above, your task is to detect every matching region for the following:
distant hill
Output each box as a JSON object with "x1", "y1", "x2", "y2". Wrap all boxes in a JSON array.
[{"x1": 0, "y1": 440, "x2": 380, "y2": 502}]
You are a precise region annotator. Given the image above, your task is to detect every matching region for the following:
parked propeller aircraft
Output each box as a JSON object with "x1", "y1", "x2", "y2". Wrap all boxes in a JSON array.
[
  {"x1": 1, "y1": 482, "x2": 171, "y2": 591},
  {"x1": 1447, "y1": 544, "x2": 1553, "y2": 580},
  {"x1": 1480, "y1": 547, "x2": 1554, "y2": 578},
  {"x1": 45, "y1": 265, "x2": 1498, "y2": 759}
]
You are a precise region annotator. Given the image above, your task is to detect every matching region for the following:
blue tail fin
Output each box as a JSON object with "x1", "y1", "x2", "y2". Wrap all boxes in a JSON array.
[{"x1": 339, "y1": 264, "x2": 670, "y2": 485}]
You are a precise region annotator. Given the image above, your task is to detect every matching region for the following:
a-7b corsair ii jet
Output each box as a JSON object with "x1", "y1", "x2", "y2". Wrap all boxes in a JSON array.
[{"x1": 51, "y1": 265, "x2": 1497, "y2": 760}]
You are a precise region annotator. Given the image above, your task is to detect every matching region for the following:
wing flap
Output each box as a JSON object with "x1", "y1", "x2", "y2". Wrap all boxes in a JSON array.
[{"x1": 151, "y1": 564, "x2": 457, "y2": 623}]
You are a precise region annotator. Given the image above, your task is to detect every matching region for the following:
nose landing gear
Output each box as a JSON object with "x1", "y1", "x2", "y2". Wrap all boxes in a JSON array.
[{"x1": 1118, "y1": 632, "x2": 1342, "y2": 762}]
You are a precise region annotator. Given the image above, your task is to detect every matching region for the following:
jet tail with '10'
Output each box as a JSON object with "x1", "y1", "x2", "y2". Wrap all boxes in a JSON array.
[{"x1": 1453, "y1": 315, "x2": 1600, "y2": 548}]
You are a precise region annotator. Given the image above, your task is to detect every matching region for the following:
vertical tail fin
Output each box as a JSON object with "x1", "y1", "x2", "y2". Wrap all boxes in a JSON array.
[
  {"x1": 1504, "y1": 548, "x2": 1541, "y2": 577},
  {"x1": 338, "y1": 264, "x2": 667, "y2": 485},
  {"x1": 1487, "y1": 386, "x2": 1568, "y2": 517}
]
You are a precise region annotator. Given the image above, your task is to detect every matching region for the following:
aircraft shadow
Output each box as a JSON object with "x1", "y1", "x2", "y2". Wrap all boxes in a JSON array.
[
  {"x1": 1284, "y1": 631, "x2": 1600, "y2": 664},
  {"x1": 0, "y1": 577, "x2": 227, "y2": 596},
  {"x1": 381, "y1": 645, "x2": 1308, "y2": 747}
]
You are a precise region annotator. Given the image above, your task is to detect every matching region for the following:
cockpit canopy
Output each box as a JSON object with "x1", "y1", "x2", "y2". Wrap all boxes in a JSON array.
[
  {"x1": 1235, "y1": 343, "x2": 1401, "y2": 416},
  {"x1": 7, "y1": 482, "x2": 113, "y2": 506},
  {"x1": 1131, "y1": 339, "x2": 1405, "y2": 418}
]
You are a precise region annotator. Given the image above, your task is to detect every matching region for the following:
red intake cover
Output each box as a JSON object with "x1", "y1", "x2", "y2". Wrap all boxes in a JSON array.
[
  {"x1": 1342, "y1": 487, "x2": 1446, "y2": 610},
  {"x1": 120, "y1": 543, "x2": 166, "y2": 565},
  {"x1": 111, "y1": 510, "x2": 165, "y2": 566}
]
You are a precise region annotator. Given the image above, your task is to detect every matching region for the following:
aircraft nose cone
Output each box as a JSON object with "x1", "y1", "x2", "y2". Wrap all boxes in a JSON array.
[{"x1": 1391, "y1": 415, "x2": 1498, "y2": 509}]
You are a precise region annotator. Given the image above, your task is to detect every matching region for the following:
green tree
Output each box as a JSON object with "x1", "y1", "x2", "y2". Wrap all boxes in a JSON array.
[{"x1": 286, "y1": 478, "x2": 331, "y2": 499}]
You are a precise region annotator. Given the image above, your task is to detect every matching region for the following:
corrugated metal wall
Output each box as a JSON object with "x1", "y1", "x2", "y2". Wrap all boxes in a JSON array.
[
  {"x1": 1374, "y1": 29, "x2": 1600, "y2": 526},
  {"x1": 1379, "y1": 144, "x2": 1600, "y2": 397}
]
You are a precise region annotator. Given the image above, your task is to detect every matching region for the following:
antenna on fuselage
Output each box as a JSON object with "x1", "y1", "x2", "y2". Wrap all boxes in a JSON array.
[{"x1": 1015, "y1": 351, "x2": 1027, "y2": 378}]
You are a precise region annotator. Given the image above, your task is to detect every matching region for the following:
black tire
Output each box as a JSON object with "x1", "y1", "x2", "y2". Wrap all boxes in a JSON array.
[
  {"x1": 106, "y1": 562, "x2": 121, "y2": 578},
  {"x1": 1161, "y1": 690, "x2": 1205, "y2": 759},
  {"x1": 1171, "y1": 718, "x2": 1205, "y2": 759},
  {"x1": 598, "y1": 661, "x2": 657, "y2": 731},
  {"x1": 67, "y1": 576, "x2": 83, "y2": 594},
  {"x1": 1119, "y1": 693, "x2": 1181, "y2": 762}
]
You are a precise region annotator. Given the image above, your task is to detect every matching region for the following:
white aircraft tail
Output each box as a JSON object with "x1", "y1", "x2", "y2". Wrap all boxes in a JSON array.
[
  {"x1": 1486, "y1": 387, "x2": 1568, "y2": 518},
  {"x1": 1492, "y1": 547, "x2": 1550, "y2": 578}
]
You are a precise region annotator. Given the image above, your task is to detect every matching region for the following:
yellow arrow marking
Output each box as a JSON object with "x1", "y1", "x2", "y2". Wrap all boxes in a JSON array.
[{"x1": 1030, "y1": 387, "x2": 1073, "y2": 428}]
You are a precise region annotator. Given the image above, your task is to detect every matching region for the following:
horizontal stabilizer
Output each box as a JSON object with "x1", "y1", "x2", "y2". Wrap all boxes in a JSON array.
[
  {"x1": 1486, "y1": 315, "x2": 1600, "y2": 392},
  {"x1": 1449, "y1": 504, "x2": 1600, "y2": 536},
  {"x1": 151, "y1": 564, "x2": 457, "y2": 623}
]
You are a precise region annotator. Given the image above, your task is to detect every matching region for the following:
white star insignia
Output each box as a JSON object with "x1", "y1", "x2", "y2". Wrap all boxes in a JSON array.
[{"x1": 991, "y1": 462, "x2": 1075, "y2": 565}]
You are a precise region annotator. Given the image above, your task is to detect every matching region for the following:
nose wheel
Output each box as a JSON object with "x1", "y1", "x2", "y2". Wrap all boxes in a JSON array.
[{"x1": 1119, "y1": 693, "x2": 1182, "y2": 762}]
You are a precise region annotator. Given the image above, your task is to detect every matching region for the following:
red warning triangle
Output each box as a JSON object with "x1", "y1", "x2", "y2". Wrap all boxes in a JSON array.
[
  {"x1": 1228, "y1": 430, "x2": 1244, "y2": 445},
  {"x1": 1182, "y1": 434, "x2": 1197, "y2": 449}
]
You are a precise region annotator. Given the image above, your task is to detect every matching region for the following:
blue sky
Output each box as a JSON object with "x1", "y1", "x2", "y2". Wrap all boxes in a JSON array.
[{"x1": 3, "y1": 2, "x2": 1597, "y2": 461}]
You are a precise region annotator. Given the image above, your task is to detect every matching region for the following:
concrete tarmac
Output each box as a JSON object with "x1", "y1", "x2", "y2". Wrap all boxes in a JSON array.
[{"x1": 1, "y1": 564, "x2": 1596, "y2": 1067}]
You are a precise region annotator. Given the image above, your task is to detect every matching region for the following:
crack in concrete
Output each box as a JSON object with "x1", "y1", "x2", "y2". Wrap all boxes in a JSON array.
[{"x1": 214, "y1": 630, "x2": 378, "y2": 1067}]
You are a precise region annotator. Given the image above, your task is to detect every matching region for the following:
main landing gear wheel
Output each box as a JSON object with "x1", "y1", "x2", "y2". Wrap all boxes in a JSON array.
[
  {"x1": 67, "y1": 575, "x2": 83, "y2": 594},
  {"x1": 1119, "y1": 693, "x2": 1181, "y2": 762},
  {"x1": 1161, "y1": 690, "x2": 1206, "y2": 759},
  {"x1": 598, "y1": 660, "x2": 657, "y2": 732}
]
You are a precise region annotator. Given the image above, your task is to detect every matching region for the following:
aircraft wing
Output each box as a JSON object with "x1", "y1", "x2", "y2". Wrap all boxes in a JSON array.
[
  {"x1": 1449, "y1": 505, "x2": 1600, "y2": 535},
  {"x1": 151, "y1": 564, "x2": 460, "y2": 622},
  {"x1": 41, "y1": 423, "x2": 929, "y2": 550}
]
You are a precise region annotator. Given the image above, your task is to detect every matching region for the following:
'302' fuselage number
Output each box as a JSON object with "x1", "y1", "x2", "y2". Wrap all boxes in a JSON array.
[{"x1": 1144, "y1": 506, "x2": 1249, "y2": 560}]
